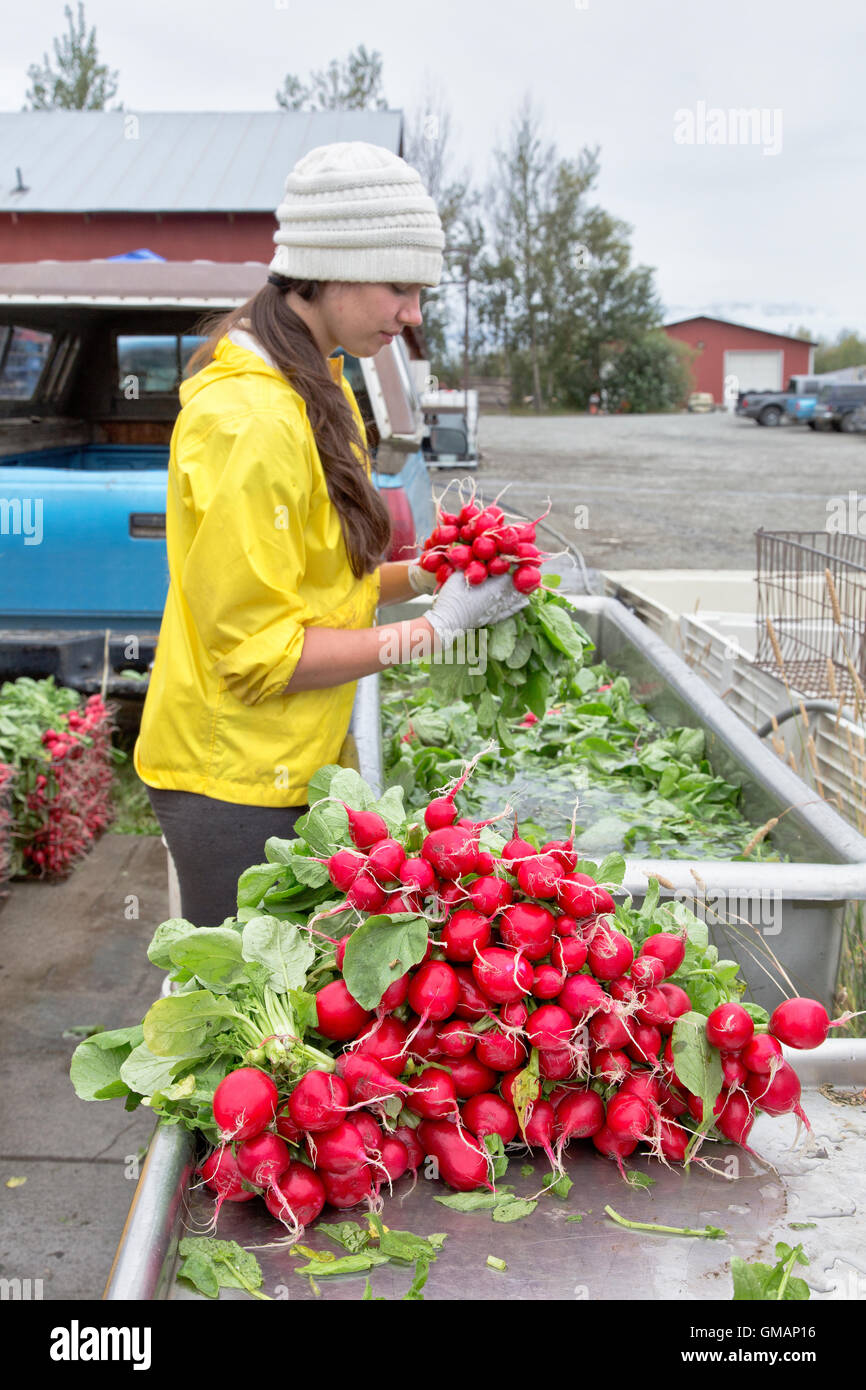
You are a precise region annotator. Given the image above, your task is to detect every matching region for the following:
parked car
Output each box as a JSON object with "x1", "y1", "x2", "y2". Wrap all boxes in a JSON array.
[
  {"x1": 809, "y1": 382, "x2": 866, "y2": 432},
  {"x1": 0, "y1": 259, "x2": 435, "y2": 691},
  {"x1": 420, "y1": 387, "x2": 479, "y2": 467},
  {"x1": 736, "y1": 375, "x2": 822, "y2": 427},
  {"x1": 687, "y1": 392, "x2": 715, "y2": 413}
]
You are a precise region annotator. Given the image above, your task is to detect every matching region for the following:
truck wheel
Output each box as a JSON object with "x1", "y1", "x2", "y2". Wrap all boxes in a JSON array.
[
  {"x1": 839, "y1": 412, "x2": 858, "y2": 433},
  {"x1": 759, "y1": 406, "x2": 782, "y2": 426},
  {"x1": 807, "y1": 421, "x2": 817, "y2": 430}
]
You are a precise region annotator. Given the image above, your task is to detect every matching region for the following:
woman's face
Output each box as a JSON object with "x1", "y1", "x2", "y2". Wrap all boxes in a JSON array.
[{"x1": 291, "y1": 282, "x2": 425, "y2": 358}]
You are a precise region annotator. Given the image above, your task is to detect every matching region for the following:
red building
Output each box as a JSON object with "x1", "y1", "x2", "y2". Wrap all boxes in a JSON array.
[{"x1": 663, "y1": 315, "x2": 816, "y2": 403}]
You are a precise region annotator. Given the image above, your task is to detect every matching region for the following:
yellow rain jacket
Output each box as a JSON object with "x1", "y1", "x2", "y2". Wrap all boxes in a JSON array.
[{"x1": 134, "y1": 336, "x2": 380, "y2": 806}]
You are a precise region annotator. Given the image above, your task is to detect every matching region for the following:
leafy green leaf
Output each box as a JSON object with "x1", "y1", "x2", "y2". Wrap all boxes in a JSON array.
[
  {"x1": 169, "y1": 927, "x2": 247, "y2": 994},
  {"x1": 294, "y1": 1253, "x2": 391, "y2": 1277},
  {"x1": 536, "y1": 603, "x2": 585, "y2": 659},
  {"x1": 177, "y1": 1238, "x2": 266, "y2": 1299},
  {"x1": 69, "y1": 1025, "x2": 143, "y2": 1101},
  {"x1": 236, "y1": 862, "x2": 287, "y2": 908},
  {"x1": 146, "y1": 918, "x2": 199, "y2": 970},
  {"x1": 142, "y1": 990, "x2": 236, "y2": 1059},
  {"x1": 341, "y1": 912, "x2": 429, "y2": 1010},
  {"x1": 671, "y1": 1011, "x2": 723, "y2": 1119},
  {"x1": 433, "y1": 1192, "x2": 504, "y2": 1212},
  {"x1": 241, "y1": 916, "x2": 315, "y2": 993},
  {"x1": 492, "y1": 1198, "x2": 538, "y2": 1223},
  {"x1": 119, "y1": 1040, "x2": 190, "y2": 1096},
  {"x1": 318, "y1": 1221, "x2": 370, "y2": 1254}
]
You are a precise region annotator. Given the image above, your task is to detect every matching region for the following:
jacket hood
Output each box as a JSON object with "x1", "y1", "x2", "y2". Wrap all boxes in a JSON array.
[{"x1": 179, "y1": 335, "x2": 345, "y2": 408}]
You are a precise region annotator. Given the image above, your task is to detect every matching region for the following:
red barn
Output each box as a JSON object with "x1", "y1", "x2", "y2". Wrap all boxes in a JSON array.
[{"x1": 663, "y1": 315, "x2": 816, "y2": 404}]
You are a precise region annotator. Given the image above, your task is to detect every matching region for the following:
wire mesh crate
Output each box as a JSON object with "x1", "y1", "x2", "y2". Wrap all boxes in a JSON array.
[{"x1": 755, "y1": 529, "x2": 866, "y2": 700}]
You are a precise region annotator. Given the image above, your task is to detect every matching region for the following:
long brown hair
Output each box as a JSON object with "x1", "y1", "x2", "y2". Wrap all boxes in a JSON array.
[{"x1": 185, "y1": 279, "x2": 391, "y2": 578}]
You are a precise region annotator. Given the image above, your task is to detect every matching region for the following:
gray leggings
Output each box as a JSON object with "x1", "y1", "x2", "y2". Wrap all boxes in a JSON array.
[{"x1": 147, "y1": 787, "x2": 308, "y2": 927}]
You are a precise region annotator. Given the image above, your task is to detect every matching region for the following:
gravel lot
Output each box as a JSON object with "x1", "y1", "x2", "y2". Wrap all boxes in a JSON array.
[{"x1": 430, "y1": 411, "x2": 865, "y2": 571}]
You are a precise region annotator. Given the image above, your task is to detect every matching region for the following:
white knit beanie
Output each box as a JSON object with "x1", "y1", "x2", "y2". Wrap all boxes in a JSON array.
[{"x1": 269, "y1": 141, "x2": 444, "y2": 287}]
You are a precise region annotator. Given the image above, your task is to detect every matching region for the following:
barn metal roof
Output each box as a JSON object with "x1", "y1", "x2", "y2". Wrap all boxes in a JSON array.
[
  {"x1": 664, "y1": 314, "x2": 819, "y2": 346},
  {"x1": 0, "y1": 259, "x2": 269, "y2": 306},
  {"x1": 0, "y1": 110, "x2": 404, "y2": 213}
]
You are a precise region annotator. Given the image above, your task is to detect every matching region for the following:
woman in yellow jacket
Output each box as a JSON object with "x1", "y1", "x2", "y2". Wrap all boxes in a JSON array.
[{"x1": 134, "y1": 142, "x2": 527, "y2": 926}]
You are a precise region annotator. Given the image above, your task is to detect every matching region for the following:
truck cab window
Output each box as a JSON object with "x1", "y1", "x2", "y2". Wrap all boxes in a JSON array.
[{"x1": 0, "y1": 326, "x2": 54, "y2": 400}]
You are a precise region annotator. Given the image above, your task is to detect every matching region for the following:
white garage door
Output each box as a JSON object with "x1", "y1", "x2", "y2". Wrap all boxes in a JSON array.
[{"x1": 724, "y1": 349, "x2": 783, "y2": 395}]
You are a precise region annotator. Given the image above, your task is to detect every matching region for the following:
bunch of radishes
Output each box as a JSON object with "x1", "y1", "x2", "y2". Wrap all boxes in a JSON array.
[
  {"x1": 416, "y1": 496, "x2": 547, "y2": 593},
  {"x1": 196, "y1": 786, "x2": 841, "y2": 1235}
]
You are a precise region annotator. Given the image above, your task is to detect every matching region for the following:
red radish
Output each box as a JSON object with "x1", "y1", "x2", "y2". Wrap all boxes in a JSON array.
[
  {"x1": 501, "y1": 823, "x2": 536, "y2": 863},
  {"x1": 419, "y1": 548, "x2": 443, "y2": 572},
  {"x1": 556, "y1": 876, "x2": 597, "y2": 918},
  {"x1": 315, "y1": 980, "x2": 372, "y2": 1042},
  {"x1": 769, "y1": 997, "x2": 832, "y2": 1051},
  {"x1": 400, "y1": 856, "x2": 436, "y2": 893},
  {"x1": 342, "y1": 804, "x2": 389, "y2": 850},
  {"x1": 514, "y1": 541, "x2": 540, "y2": 560},
  {"x1": 382, "y1": 891, "x2": 420, "y2": 915},
  {"x1": 336, "y1": 1051, "x2": 411, "y2": 1105},
  {"x1": 746, "y1": 1062, "x2": 809, "y2": 1123},
  {"x1": 436, "y1": 562, "x2": 454, "y2": 586},
  {"x1": 553, "y1": 913, "x2": 579, "y2": 936},
  {"x1": 620, "y1": 1072, "x2": 662, "y2": 1105},
  {"x1": 496, "y1": 525, "x2": 520, "y2": 550},
  {"x1": 721, "y1": 1052, "x2": 749, "y2": 1088},
  {"x1": 472, "y1": 535, "x2": 498, "y2": 562},
  {"x1": 526, "y1": 1004, "x2": 573, "y2": 1051},
  {"x1": 393, "y1": 1125, "x2": 425, "y2": 1173},
  {"x1": 335, "y1": 936, "x2": 350, "y2": 971},
  {"x1": 592, "y1": 1048, "x2": 632, "y2": 1083},
  {"x1": 417, "y1": 1119, "x2": 489, "y2": 1192},
  {"x1": 517, "y1": 854, "x2": 564, "y2": 900},
  {"x1": 441, "y1": 909, "x2": 493, "y2": 962},
  {"x1": 449, "y1": 543, "x2": 473, "y2": 570},
  {"x1": 462, "y1": 1093, "x2": 519, "y2": 1144},
  {"x1": 521, "y1": 1099, "x2": 558, "y2": 1169},
  {"x1": 501, "y1": 1000, "x2": 529, "y2": 1028},
  {"x1": 405, "y1": 1015, "x2": 443, "y2": 1061},
  {"x1": 354, "y1": 1015, "x2": 410, "y2": 1076},
  {"x1": 639, "y1": 931, "x2": 686, "y2": 978},
  {"x1": 606, "y1": 1091, "x2": 651, "y2": 1141},
  {"x1": 626, "y1": 1023, "x2": 663, "y2": 1063},
  {"x1": 475, "y1": 1028, "x2": 528, "y2": 1072},
  {"x1": 458, "y1": 502, "x2": 480, "y2": 523},
  {"x1": 714, "y1": 1089, "x2": 755, "y2": 1145},
  {"x1": 592, "y1": 1125, "x2": 638, "y2": 1163},
  {"x1": 236, "y1": 1132, "x2": 291, "y2": 1188},
  {"x1": 742, "y1": 1034, "x2": 783, "y2": 1075},
  {"x1": 498, "y1": 902, "x2": 557, "y2": 960},
  {"x1": 346, "y1": 871, "x2": 388, "y2": 913},
  {"x1": 439, "y1": 510, "x2": 459, "y2": 526},
  {"x1": 635, "y1": 987, "x2": 672, "y2": 1029},
  {"x1": 421, "y1": 826, "x2": 479, "y2": 880},
  {"x1": 472, "y1": 946, "x2": 534, "y2": 1002},
  {"x1": 543, "y1": 839, "x2": 578, "y2": 873},
  {"x1": 589, "y1": 1011, "x2": 632, "y2": 1052},
  {"x1": 552, "y1": 936, "x2": 588, "y2": 974},
  {"x1": 706, "y1": 1002, "x2": 754, "y2": 1052},
  {"x1": 379, "y1": 973, "x2": 410, "y2": 1013},
  {"x1": 609, "y1": 975, "x2": 638, "y2": 1003},
  {"x1": 453, "y1": 966, "x2": 494, "y2": 1019},
  {"x1": 366, "y1": 837, "x2": 406, "y2": 882},
  {"x1": 657, "y1": 1082, "x2": 688, "y2": 1119},
  {"x1": 630, "y1": 954, "x2": 667, "y2": 989},
  {"x1": 408, "y1": 960, "x2": 460, "y2": 1022},
  {"x1": 352, "y1": 1110, "x2": 384, "y2": 1154},
  {"x1": 532, "y1": 963, "x2": 567, "y2": 999},
  {"x1": 538, "y1": 1048, "x2": 574, "y2": 1080},
  {"x1": 468, "y1": 876, "x2": 513, "y2": 916},
  {"x1": 555, "y1": 1089, "x2": 605, "y2": 1143},
  {"x1": 306, "y1": 1120, "x2": 368, "y2": 1174},
  {"x1": 657, "y1": 982, "x2": 691, "y2": 1022},
  {"x1": 199, "y1": 1145, "x2": 255, "y2": 1210},
  {"x1": 475, "y1": 850, "x2": 496, "y2": 875},
  {"x1": 513, "y1": 564, "x2": 541, "y2": 593},
  {"x1": 447, "y1": 1054, "x2": 499, "y2": 1097},
  {"x1": 406, "y1": 1067, "x2": 460, "y2": 1121},
  {"x1": 437, "y1": 1020, "x2": 476, "y2": 1058},
  {"x1": 320, "y1": 1164, "x2": 374, "y2": 1210},
  {"x1": 558, "y1": 973, "x2": 607, "y2": 1020},
  {"x1": 588, "y1": 926, "x2": 634, "y2": 981},
  {"x1": 465, "y1": 560, "x2": 488, "y2": 585},
  {"x1": 424, "y1": 797, "x2": 459, "y2": 831},
  {"x1": 376, "y1": 1136, "x2": 409, "y2": 1188},
  {"x1": 500, "y1": 1067, "x2": 534, "y2": 1110},
  {"x1": 439, "y1": 881, "x2": 468, "y2": 907},
  {"x1": 287, "y1": 1070, "x2": 349, "y2": 1133},
  {"x1": 487, "y1": 555, "x2": 511, "y2": 575},
  {"x1": 657, "y1": 1118, "x2": 689, "y2": 1162},
  {"x1": 437, "y1": 523, "x2": 459, "y2": 544},
  {"x1": 274, "y1": 1104, "x2": 302, "y2": 1144},
  {"x1": 327, "y1": 848, "x2": 366, "y2": 892},
  {"x1": 265, "y1": 1162, "x2": 326, "y2": 1227},
  {"x1": 212, "y1": 1068, "x2": 278, "y2": 1142}
]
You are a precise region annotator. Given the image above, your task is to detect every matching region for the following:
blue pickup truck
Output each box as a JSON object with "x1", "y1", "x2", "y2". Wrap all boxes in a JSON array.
[{"x1": 0, "y1": 260, "x2": 435, "y2": 692}]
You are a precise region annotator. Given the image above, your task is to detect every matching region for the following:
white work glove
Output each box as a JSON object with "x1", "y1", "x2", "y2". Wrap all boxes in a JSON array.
[
  {"x1": 426, "y1": 570, "x2": 529, "y2": 646},
  {"x1": 407, "y1": 558, "x2": 439, "y2": 596}
]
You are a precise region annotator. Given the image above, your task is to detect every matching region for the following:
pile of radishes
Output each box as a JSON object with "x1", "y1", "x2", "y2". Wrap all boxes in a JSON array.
[
  {"x1": 416, "y1": 496, "x2": 547, "y2": 593},
  {"x1": 197, "y1": 787, "x2": 844, "y2": 1237}
]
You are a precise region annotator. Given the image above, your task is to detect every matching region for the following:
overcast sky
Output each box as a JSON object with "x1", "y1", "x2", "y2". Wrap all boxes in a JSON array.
[{"x1": 2, "y1": 0, "x2": 864, "y2": 343}]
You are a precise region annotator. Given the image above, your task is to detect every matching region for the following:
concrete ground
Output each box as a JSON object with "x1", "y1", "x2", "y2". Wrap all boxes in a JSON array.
[
  {"x1": 435, "y1": 410, "x2": 866, "y2": 571},
  {"x1": 0, "y1": 834, "x2": 168, "y2": 1300}
]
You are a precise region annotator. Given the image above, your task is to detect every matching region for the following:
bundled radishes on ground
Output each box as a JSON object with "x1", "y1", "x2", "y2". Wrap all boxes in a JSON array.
[
  {"x1": 71, "y1": 761, "x2": 849, "y2": 1243},
  {"x1": 0, "y1": 678, "x2": 114, "y2": 878}
]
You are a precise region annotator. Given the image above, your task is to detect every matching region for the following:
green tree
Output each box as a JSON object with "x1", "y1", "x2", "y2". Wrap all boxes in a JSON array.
[
  {"x1": 603, "y1": 330, "x2": 695, "y2": 413},
  {"x1": 815, "y1": 329, "x2": 866, "y2": 374},
  {"x1": 24, "y1": 2, "x2": 119, "y2": 110},
  {"x1": 276, "y1": 44, "x2": 388, "y2": 111}
]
